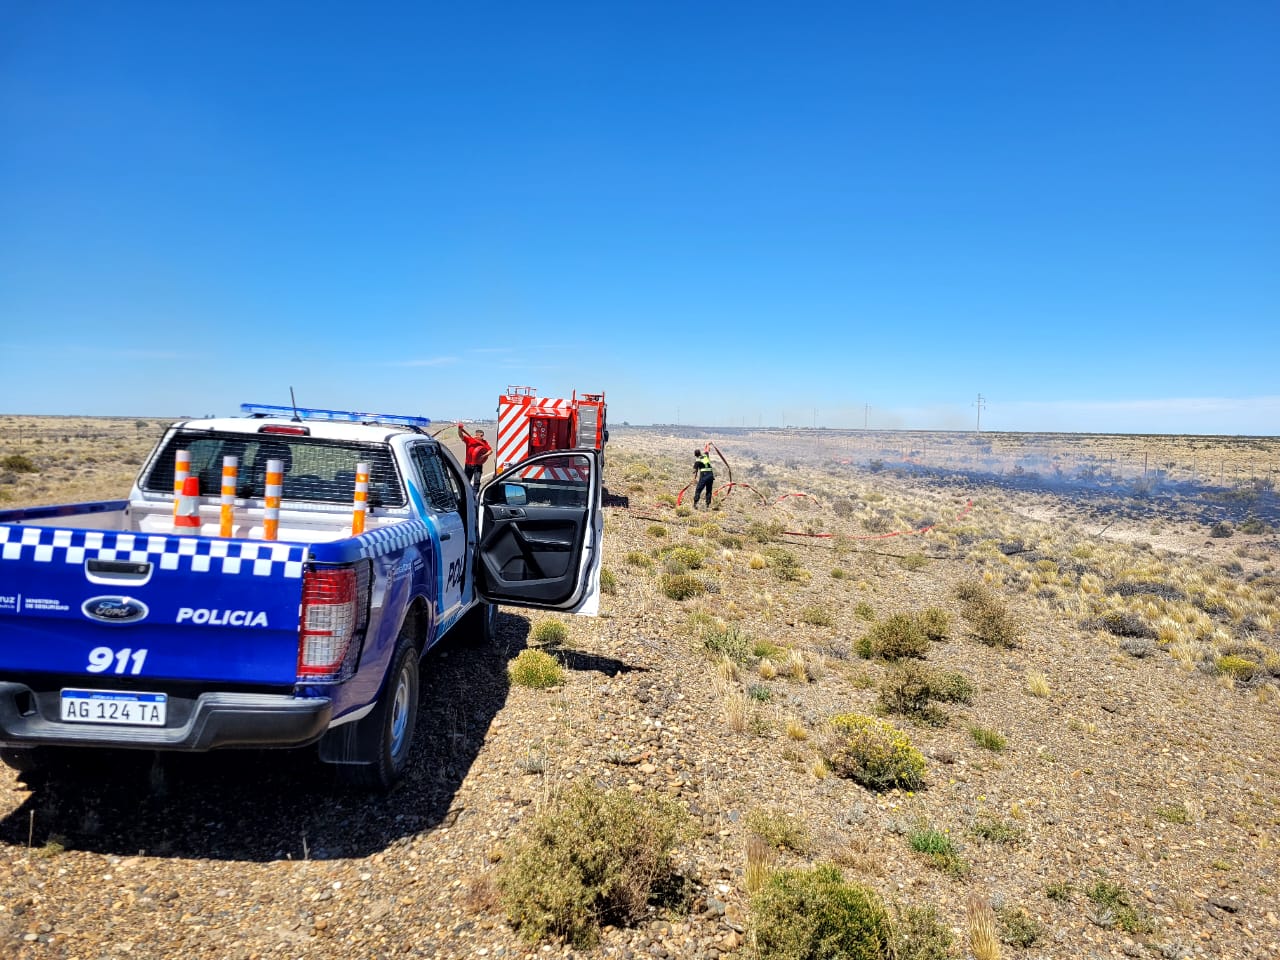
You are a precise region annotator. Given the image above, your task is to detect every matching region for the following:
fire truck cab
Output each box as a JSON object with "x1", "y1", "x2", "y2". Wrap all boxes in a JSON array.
[{"x1": 496, "y1": 386, "x2": 607, "y2": 474}]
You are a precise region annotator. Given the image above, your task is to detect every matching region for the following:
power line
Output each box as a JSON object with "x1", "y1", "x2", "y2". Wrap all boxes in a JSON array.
[{"x1": 974, "y1": 393, "x2": 986, "y2": 432}]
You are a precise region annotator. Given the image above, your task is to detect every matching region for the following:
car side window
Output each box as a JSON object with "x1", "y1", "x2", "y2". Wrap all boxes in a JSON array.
[{"x1": 410, "y1": 444, "x2": 459, "y2": 514}]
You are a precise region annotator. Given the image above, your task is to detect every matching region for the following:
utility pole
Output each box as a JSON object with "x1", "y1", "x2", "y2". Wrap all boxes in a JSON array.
[
  {"x1": 974, "y1": 393, "x2": 986, "y2": 432},
  {"x1": 864, "y1": 404, "x2": 869, "y2": 430}
]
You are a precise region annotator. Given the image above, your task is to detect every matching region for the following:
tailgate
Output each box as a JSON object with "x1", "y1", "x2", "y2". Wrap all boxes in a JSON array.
[{"x1": 0, "y1": 526, "x2": 308, "y2": 685}]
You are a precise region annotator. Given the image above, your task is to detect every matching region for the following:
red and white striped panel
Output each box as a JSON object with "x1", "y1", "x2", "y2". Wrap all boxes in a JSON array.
[{"x1": 495, "y1": 395, "x2": 573, "y2": 472}]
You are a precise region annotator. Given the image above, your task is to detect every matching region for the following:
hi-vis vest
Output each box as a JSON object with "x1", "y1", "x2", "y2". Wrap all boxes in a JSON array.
[{"x1": 696, "y1": 454, "x2": 713, "y2": 473}]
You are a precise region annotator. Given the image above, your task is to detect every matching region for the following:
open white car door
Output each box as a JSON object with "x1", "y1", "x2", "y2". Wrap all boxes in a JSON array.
[{"x1": 475, "y1": 449, "x2": 602, "y2": 616}]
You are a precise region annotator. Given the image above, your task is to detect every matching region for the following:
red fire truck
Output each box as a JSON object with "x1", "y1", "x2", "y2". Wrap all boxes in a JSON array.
[{"x1": 495, "y1": 386, "x2": 607, "y2": 476}]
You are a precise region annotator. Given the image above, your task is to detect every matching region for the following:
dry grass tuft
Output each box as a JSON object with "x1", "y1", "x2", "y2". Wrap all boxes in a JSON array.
[{"x1": 967, "y1": 895, "x2": 1002, "y2": 960}]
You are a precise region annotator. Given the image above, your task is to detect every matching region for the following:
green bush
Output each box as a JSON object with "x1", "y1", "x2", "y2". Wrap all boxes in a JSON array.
[
  {"x1": 750, "y1": 864, "x2": 893, "y2": 960},
  {"x1": 665, "y1": 546, "x2": 704, "y2": 570},
  {"x1": 892, "y1": 905, "x2": 954, "y2": 960},
  {"x1": 1085, "y1": 880, "x2": 1152, "y2": 934},
  {"x1": 899, "y1": 552, "x2": 928, "y2": 571},
  {"x1": 625, "y1": 550, "x2": 653, "y2": 567},
  {"x1": 600, "y1": 568, "x2": 618, "y2": 595},
  {"x1": 702, "y1": 624, "x2": 752, "y2": 662},
  {"x1": 800, "y1": 605, "x2": 835, "y2": 627},
  {"x1": 826, "y1": 714, "x2": 925, "y2": 791},
  {"x1": 853, "y1": 601, "x2": 876, "y2": 621},
  {"x1": 1, "y1": 454, "x2": 36, "y2": 473},
  {"x1": 970, "y1": 603, "x2": 1019, "y2": 647},
  {"x1": 877, "y1": 662, "x2": 945, "y2": 724},
  {"x1": 508, "y1": 649, "x2": 564, "y2": 689},
  {"x1": 877, "y1": 663, "x2": 973, "y2": 723},
  {"x1": 530, "y1": 619, "x2": 569, "y2": 646},
  {"x1": 660, "y1": 573, "x2": 706, "y2": 600},
  {"x1": 1208, "y1": 521, "x2": 1233, "y2": 538},
  {"x1": 916, "y1": 608, "x2": 950, "y2": 641},
  {"x1": 930, "y1": 671, "x2": 974, "y2": 704},
  {"x1": 997, "y1": 905, "x2": 1044, "y2": 947},
  {"x1": 745, "y1": 808, "x2": 811, "y2": 853},
  {"x1": 647, "y1": 524, "x2": 668, "y2": 538},
  {"x1": 968, "y1": 725, "x2": 1007, "y2": 752},
  {"x1": 497, "y1": 783, "x2": 692, "y2": 946},
  {"x1": 906, "y1": 826, "x2": 967, "y2": 876},
  {"x1": 864, "y1": 614, "x2": 929, "y2": 660}
]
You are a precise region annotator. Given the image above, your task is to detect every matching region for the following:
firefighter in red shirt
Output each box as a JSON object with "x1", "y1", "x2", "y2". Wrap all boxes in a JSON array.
[{"x1": 457, "y1": 423, "x2": 492, "y2": 491}]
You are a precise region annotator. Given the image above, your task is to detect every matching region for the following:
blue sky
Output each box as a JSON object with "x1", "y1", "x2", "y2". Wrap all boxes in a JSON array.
[{"x1": 2, "y1": 2, "x2": 1276, "y2": 434}]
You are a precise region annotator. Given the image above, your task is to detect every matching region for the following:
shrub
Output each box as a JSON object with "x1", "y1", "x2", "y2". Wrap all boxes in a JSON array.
[
  {"x1": 660, "y1": 573, "x2": 706, "y2": 600},
  {"x1": 647, "y1": 524, "x2": 668, "y2": 538},
  {"x1": 907, "y1": 826, "x2": 968, "y2": 876},
  {"x1": 864, "y1": 614, "x2": 929, "y2": 660},
  {"x1": 748, "y1": 553, "x2": 768, "y2": 570},
  {"x1": 899, "y1": 552, "x2": 928, "y2": 572},
  {"x1": 1239, "y1": 517, "x2": 1270, "y2": 535},
  {"x1": 893, "y1": 905, "x2": 954, "y2": 960},
  {"x1": 916, "y1": 608, "x2": 950, "y2": 641},
  {"x1": 702, "y1": 624, "x2": 752, "y2": 662},
  {"x1": 830, "y1": 568, "x2": 846, "y2": 580},
  {"x1": 1093, "y1": 610, "x2": 1157, "y2": 639},
  {"x1": 497, "y1": 783, "x2": 692, "y2": 946},
  {"x1": 800, "y1": 605, "x2": 834, "y2": 627},
  {"x1": 508, "y1": 650, "x2": 564, "y2": 689},
  {"x1": 600, "y1": 568, "x2": 618, "y2": 594},
  {"x1": 750, "y1": 864, "x2": 893, "y2": 960},
  {"x1": 625, "y1": 550, "x2": 652, "y2": 568},
  {"x1": 530, "y1": 619, "x2": 569, "y2": 646},
  {"x1": 969, "y1": 725, "x2": 1007, "y2": 752},
  {"x1": 931, "y1": 671, "x2": 974, "y2": 704},
  {"x1": 853, "y1": 601, "x2": 876, "y2": 621},
  {"x1": 997, "y1": 905, "x2": 1044, "y2": 947},
  {"x1": 1, "y1": 454, "x2": 36, "y2": 473},
  {"x1": 1215, "y1": 655, "x2": 1261, "y2": 681},
  {"x1": 745, "y1": 808, "x2": 811, "y2": 853},
  {"x1": 966, "y1": 599, "x2": 1020, "y2": 648},
  {"x1": 1208, "y1": 522, "x2": 1233, "y2": 538},
  {"x1": 970, "y1": 813, "x2": 1024, "y2": 844},
  {"x1": 665, "y1": 546, "x2": 704, "y2": 570},
  {"x1": 878, "y1": 662, "x2": 945, "y2": 724},
  {"x1": 1084, "y1": 880, "x2": 1151, "y2": 934},
  {"x1": 826, "y1": 714, "x2": 926, "y2": 791}
]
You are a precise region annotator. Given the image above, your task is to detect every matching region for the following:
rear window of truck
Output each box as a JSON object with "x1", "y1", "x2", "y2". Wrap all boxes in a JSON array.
[{"x1": 142, "y1": 431, "x2": 406, "y2": 507}]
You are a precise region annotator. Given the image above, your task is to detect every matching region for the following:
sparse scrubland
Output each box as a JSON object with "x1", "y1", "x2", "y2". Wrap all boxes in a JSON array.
[{"x1": 1, "y1": 417, "x2": 1278, "y2": 959}]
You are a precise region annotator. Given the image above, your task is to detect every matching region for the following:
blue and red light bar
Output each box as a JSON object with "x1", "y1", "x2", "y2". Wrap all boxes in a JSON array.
[{"x1": 240, "y1": 403, "x2": 432, "y2": 429}]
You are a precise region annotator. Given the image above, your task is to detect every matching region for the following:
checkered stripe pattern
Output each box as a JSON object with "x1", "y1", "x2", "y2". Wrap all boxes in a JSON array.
[
  {"x1": 0, "y1": 526, "x2": 307, "y2": 578},
  {"x1": 357, "y1": 520, "x2": 431, "y2": 559},
  {"x1": 496, "y1": 394, "x2": 571, "y2": 471}
]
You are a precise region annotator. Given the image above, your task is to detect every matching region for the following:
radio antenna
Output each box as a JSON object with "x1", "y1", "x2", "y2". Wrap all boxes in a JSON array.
[{"x1": 289, "y1": 386, "x2": 302, "y2": 422}]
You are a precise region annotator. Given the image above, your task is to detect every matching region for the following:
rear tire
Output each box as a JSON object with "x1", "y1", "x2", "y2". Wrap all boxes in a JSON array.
[{"x1": 340, "y1": 637, "x2": 420, "y2": 791}]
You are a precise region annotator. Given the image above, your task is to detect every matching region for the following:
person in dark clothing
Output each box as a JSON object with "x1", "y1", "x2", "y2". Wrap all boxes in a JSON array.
[
  {"x1": 692, "y1": 447, "x2": 714, "y2": 509},
  {"x1": 457, "y1": 423, "x2": 492, "y2": 491}
]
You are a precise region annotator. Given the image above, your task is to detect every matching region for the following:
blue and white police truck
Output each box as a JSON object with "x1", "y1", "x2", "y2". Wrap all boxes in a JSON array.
[{"x1": 0, "y1": 404, "x2": 602, "y2": 789}]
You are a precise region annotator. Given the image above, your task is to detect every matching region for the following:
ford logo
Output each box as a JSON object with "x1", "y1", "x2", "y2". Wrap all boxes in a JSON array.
[{"x1": 82, "y1": 596, "x2": 149, "y2": 624}]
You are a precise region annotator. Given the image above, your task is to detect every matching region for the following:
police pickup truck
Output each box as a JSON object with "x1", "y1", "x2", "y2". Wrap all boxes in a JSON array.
[{"x1": 0, "y1": 404, "x2": 602, "y2": 789}]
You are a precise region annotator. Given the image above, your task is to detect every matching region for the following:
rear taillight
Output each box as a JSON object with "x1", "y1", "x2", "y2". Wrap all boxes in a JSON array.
[{"x1": 298, "y1": 565, "x2": 368, "y2": 681}]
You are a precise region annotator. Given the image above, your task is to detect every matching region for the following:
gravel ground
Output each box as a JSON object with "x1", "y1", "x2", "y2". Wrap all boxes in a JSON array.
[{"x1": 2, "y1": 428, "x2": 1278, "y2": 959}]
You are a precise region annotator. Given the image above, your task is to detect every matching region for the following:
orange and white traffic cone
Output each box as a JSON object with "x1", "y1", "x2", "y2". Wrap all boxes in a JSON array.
[
  {"x1": 263, "y1": 458, "x2": 283, "y2": 541},
  {"x1": 219, "y1": 455, "x2": 238, "y2": 538},
  {"x1": 174, "y1": 475, "x2": 201, "y2": 532},
  {"x1": 350, "y1": 461, "x2": 369, "y2": 535},
  {"x1": 172, "y1": 450, "x2": 191, "y2": 524}
]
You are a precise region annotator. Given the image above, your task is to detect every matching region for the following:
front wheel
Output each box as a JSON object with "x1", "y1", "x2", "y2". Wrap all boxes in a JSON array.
[{"x1": 341, "y1": 638, "x2": 420, "y2": 791}]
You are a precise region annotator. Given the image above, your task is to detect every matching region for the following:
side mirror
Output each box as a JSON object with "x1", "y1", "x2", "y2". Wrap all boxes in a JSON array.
[{"x1": 501, "y1": 483, "x2": 527, "y2": 507}]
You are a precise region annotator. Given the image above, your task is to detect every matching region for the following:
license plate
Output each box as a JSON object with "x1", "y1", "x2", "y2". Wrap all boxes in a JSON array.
[{"x1": 60, "y1": 689, "x2": 167, "y2": 727}]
